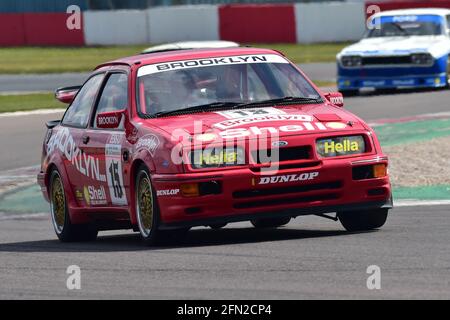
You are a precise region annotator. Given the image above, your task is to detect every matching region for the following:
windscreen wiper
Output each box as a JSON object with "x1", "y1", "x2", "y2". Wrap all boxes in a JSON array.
[
  {"x1": 151, "y1": 97, "x2": 321, "y2": 118},
  {"x1": 391, "y1": 23, "x2": 411, "y2": 36},
  {"x1": 231, "y1": 96, "x2": 322, "y2": 109},
  {"x1": 152, "y1": 102, "x2": 240, "y2": 117}
]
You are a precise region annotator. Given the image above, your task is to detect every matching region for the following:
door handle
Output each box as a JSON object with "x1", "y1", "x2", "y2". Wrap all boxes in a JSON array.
[{"x1": 82, "y1": 136, "x2": 90, "y2": 144}]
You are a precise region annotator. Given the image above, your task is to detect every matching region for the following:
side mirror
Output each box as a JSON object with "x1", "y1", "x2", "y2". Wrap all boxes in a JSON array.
[
  {"x1": 96, "y1": 110, "x2": 125, "y2": 129},
  {"x1": 55, "y1": 86, "x2": 81, "y2": 104},
  {"x1": 324, "y1": 92, "x2": 344, "y2": 108}
]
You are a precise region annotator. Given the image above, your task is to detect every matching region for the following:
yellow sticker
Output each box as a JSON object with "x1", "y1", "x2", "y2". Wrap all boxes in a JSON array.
[
  {"x1": 83, "y1": 186, "x2": 90, "y2": 206},
  {"x1": 325, "y1": 122, "x2": 347, "y2": 129},
  {"x1": 195, "y1": 133, "x2": 217, "y2": 142}
]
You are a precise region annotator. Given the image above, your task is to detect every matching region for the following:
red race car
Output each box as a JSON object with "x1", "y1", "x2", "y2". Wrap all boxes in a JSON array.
[{"x1": 37, "y1": 47, "x2": 392, "y2": 244}]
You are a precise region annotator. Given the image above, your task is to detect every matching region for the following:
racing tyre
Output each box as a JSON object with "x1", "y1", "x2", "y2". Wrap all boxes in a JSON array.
[
  {"x1": 338, "y1": 209, "x2": 388, "y2": 232},
  {"x1": 209, "y1": 223, "x2": 227, "y2": 229},
  {"x1": 135, "y1": 165, "x2": 161, "y2": 245},
  {"x1": 251, "y1": 217, "x2": 291, "y2": 229},
  {"x1": 49, "y1": 170, "x2": 98, "y2": 242}
]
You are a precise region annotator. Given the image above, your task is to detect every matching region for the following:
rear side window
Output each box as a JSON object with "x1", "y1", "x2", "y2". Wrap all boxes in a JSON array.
[
  {"x1": 62, "y1": 74, "x2": 104, "y2": 128},
  {"x1": 93, "y1": 73, "x2": 128, "y2": 128}
]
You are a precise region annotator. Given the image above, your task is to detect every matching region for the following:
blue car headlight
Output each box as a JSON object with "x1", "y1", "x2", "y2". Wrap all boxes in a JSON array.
[
  {"x1": 341, "y1": 55, "x2": 362, "y2": 67},
  {"x1": 411, "y1": 53, "x2": 433, "y2": 65}
]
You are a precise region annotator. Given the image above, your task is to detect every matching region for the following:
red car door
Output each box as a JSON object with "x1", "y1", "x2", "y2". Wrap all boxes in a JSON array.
[
  {"x1": 81, "y1": 72, "x2": 129, "y2": 208},
  {"x1": 58, "y1": 73, "x2": 106, "y2": 208}
]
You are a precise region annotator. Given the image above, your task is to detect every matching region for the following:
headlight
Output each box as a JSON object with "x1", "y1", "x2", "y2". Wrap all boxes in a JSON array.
[
  {"x1": 190, "y1": 147, "x2": 245, "y2": 169},
  {"x1": 316, "y1": 135, "x2": 366, "y2": 158},
  {"x1": 341, "y1": 56, "x2": 362, "y2": 67},
  {"x1": 411, "y1": 53, "x2": 433, "y2": 65}
]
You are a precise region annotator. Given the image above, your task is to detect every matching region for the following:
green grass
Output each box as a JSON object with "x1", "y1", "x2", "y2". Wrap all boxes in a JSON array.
[
  {"x1": 0, "y1": 93, "x2": 65, "y2": 113},
  {"x1": 0, "y1": 43, "x2": 348, "y2": 74},
  {"x1": 0, "y1": 46, "x2": 146, "y2": 74}
]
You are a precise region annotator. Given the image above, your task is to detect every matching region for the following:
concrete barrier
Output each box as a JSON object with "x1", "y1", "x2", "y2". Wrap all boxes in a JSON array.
[
  {"x1": 9, "y1": 2, "x2": 437, "y2": 47},
  {"x1": 147, "y1": 5, "x2": 219, "y2": 43},
  {"x1": 295, "y1": 2, "x2": 366, "y2": 43},
  {"x1": 83, "y1": 10, "x2": 148, "y2": 45}
]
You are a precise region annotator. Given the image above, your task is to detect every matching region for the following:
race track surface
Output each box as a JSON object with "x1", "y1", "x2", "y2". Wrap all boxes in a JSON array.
[{"x1": 0, "y1": 205, "x2": 449, "y2": 299}]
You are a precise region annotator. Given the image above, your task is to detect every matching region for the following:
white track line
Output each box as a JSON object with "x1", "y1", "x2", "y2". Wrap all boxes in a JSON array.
[
  {"x1": 369, "y1": 111, "x2": 450, "y2": 127},
  {"x1": 0, "y1": 109, "x2": 64, "y2": 118},
  {"x1": 394, "y1": 200, "x2": 450, "y2": 207},
  {"x1": 0, "y1": 212, "x2": 48, "y2": 221}
]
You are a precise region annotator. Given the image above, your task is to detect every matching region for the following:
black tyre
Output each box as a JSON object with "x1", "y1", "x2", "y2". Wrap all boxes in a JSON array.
[
  {"x1": 251, "y1": 217, "x2": 291, "y2": 229},
  {"x1": 49, "y1": 169, "x2": 97, "y2": 242},
  {"x1": 209, "y1": 223, "x2": 227, "y2": 229},
  {"x1": 338, "y1": 209, "x2": 388, "y2": 232},
  {"x1": 135, "y1": 165, "x2": 161, "y2": 245}
]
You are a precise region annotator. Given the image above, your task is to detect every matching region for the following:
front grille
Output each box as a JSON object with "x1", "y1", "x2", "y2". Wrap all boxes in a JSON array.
[
  {"x1": 362, "y1": 56, "x2": 411, "y2": 65},
  {"x1": 251, "y1": 146, "x2": 311, "y2": 164},
  {"x1": 233, "y1": 181, "x2": 342, "y2": 199},
  {"x1": 249, "y1": 161, "x2": 321, "y2": 173}
]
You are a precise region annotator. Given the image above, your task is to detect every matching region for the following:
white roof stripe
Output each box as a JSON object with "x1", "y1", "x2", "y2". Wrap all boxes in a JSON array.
[{"x1": 137, "y1": 54, "x2": 289, "y2": 77}]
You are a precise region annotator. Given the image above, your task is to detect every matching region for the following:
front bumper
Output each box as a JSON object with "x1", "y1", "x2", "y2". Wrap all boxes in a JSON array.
[
  {"x1": 159, "y1": 198, "x2": 393, "y2": 230},
  {"x1": 153, "y1": 155, "x2": 392, "y2": 228},
  {"x1": 338, "y1": 73, "x2": 447, "y2": 90},
  {"x1": 337, "y1": 55, "x2": 448, "y2": 90}
]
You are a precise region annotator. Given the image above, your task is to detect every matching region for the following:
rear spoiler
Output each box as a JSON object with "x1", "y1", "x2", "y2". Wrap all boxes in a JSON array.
[{"x1": 46, "y1": 120, "x2": 61, "y2": 129}]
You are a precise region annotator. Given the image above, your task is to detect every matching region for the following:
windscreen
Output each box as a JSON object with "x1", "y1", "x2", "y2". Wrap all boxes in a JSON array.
[
  {"x1": 136, "y1": 54, "x2": 320, "y2": 116},
  {"x1": 367, "y1": 14, "x2": 444, "y2": 37}
]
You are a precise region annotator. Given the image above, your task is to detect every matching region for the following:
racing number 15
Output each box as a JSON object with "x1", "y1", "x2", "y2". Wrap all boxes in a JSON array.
[{"x1": 108, "y1": 161, "x2": 123, "y2": 199}]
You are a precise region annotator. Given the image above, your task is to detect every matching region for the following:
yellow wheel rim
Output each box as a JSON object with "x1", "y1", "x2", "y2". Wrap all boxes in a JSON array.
[
  {"x1": 137, "y1": 173, "x2": 153, "y2": 235},
  {"x1": 51, "y1": 175, "x2": 65, "y2": 232}
]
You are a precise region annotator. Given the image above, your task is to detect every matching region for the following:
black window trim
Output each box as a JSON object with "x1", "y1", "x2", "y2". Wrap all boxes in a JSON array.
[{"x1": 60, "y1": 72, "x2": 107, "y2": 129}]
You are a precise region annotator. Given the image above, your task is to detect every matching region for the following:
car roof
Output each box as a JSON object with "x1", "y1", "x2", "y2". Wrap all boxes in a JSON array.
[
  {"x1": 141, "y1": 41, "x2": 239, "y2": 54},
  {"x1": 372, "y1": 8, "x2": 450, "y2": 18},
  {"x1": 94, "y1": 47, "x2": 283, "y2": 71}
]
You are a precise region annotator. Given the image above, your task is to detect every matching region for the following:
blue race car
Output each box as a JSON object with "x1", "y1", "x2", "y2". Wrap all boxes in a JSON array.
[{"x1": 337, "y1": 8, "x2": 450, "y2": 95}]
